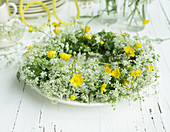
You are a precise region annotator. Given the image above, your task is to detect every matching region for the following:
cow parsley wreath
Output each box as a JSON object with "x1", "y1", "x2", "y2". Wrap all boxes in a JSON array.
[{"x1": 18, "y1": 20, "x2": 159, "y2": 105}]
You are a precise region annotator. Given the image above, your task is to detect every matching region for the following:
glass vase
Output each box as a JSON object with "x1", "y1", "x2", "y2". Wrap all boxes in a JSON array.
[
  {"x1": 120, "y1": 0, "x2": 148, "y2": 31},
  {"x1": 99, "y1": 0, "x2": 117, "y2": 24},
  {"x1": 78, "y1": 0, "x2": 100, "y2": 18}
]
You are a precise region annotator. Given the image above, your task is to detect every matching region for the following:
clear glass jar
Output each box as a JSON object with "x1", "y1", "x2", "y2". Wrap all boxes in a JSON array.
[
  {"x1": 78, "y1": 0, "x2": 100, "y2": 18},
  {"x1": 120, "y1": 0, "x2": 148, "y2": 31},
  {"x1": 99, "y1": 0, "x2": 117, "y2": 24}
]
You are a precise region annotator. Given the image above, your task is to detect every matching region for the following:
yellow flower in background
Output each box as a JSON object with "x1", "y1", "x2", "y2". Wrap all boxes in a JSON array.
[
  {"x1": 59, "y1": 53, "x2": 72, "y2": 61},
  {"x1": 46, "y1": 50, "x2": 56, "y2": 58},
  {"x1": 53, "y1": 28, "x2": 60, "y2": 35},
  {"x1": 85, "y1": 26, "x2": 90, "y2": 32},
  {"x1": 121, "y1": 32, "x2": 125, "y2": 36},
  {"x1": 104, "y1": 64, "x2": 110, "y2": 68},
  {"x1": 100, "y1": 41, "x2": 104, "y2": 46},
  {"x1": 147, "y1": 65, "x2": 153, "y2": 71},
  {"x1": 124, "y1": 46, "x2": 135, "y2": 57},
  {"x1": 112, "y1": 32, "x2": 115, "y2": 35},
  {"x1": 143, "y1": 20, "x2": 149, "y2": 26},
  {"x1": 105, "y1": 67, "x2": 111, "y2": 74},
  {"x1": 28, "y1": 45, "x2": 33, "y2": 50},
  {"x1": 28, "y1": 27, "x2": 33, "y2": 32},
  {"x1": 132, "y1": 70, "x2": 142, "y2": 78},
  {"x1": 70, "y1": 73, "x2": 84, "y2": 87},
  {"x1": 101, "y1": 84, "x2": 107, "y2": 94},
  {"x1": 52, "y1": 22, "x2": 60, "y2": 27},
  {"x1": 70, "y1": 95, "x2": 75, "y2": 101},
  {"x1": 111, "y1": 68, "x2": 121, "y2": 78},
  {"x1": 135, "y1": 42, "x2": 142, "y2": 50},
  {"x1": 89, "y1": 33, "x2": 93, "y2": 39}
]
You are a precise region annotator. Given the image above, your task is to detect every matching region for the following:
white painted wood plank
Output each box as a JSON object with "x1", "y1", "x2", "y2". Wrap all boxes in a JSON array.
[
  {"x1": 12, "y1": 85, "x2": 44, "y2": 132},
  {"x1": 0, "y1": 68, "x2": 25, "y2": 132}
]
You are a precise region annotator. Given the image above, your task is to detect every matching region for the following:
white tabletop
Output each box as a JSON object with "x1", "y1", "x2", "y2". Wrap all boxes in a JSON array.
[{"x1": 0, "y1": 0, "x2": 170, "y2": 131}]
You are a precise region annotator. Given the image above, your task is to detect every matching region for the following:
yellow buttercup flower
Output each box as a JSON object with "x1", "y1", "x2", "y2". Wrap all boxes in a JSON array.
[
  {"x1": 104, "y1": 64, "x2": 110, "y2": 68},
  {"x1": 143, "y1": 20, "x2": 149, "y2": 26},
  {"x1": 28, "y1": 45, "x2": 33, "y2": 50},
  {"x1": 112, "y1": 32, "x2": 115, "y2": 35},
  {"x1": 46, "y1": 50, "x2": 56, "y2": 58},
  {"x1": 70, "y1": 73, "x2": 84, "y2": 87},
  {"x1": 101, "y1": 84, "x2": 107, "y2": 94},
  {"x1": 111, "y1": 68, "x2": 121, "y2": 78},
  {"x1": 59, "y1": 53, "x2": 72, "y2": 61},
  {"x1": 83, "y1": 35, "x2": 86, "y2": 38},
  {"x1": 52, "y1": 22, "x2": 60, "y2": 27},
  {"x1": 105, "y1": 67, "x2": 111, "y2": 74},
  {"x1": 147, "y1": 65, "x2": 153, "y2": 71},
  {"x1": 53, "y1": 28, "x2": 60, "y2": 35},
  {"x1": 135, "y1": 42, "x2": 142, "y2": 50},
  {"x1": 132, "y1": 70, "x2": 142, "y2": 78},
  {"x1": 122, "y1": 81, "x2": 128, "y2": 87},
  {"x1": 100, "y1": 41, "x2": 104, "y2": 46},
  {"x1": 122, "y1": 81, "x2": 134, "y2": 89},
  {"x1": 83, "y1": 33, "x2": 93, "y2": 39},
  {"x1": 70, "y1": 95, "x2": 75, "y2": 101},
  {"x1": 121, "y1": 32, "x2": 125, "y2": 36},
  {"x1": 28, "y1": 27, "x2": 33, "y2": 32},
  {"x1": 124, "y1": 46, "x2": 135, "y2": 57},
  {"x1": 85, "y1": 26, "x2": 90, "y2": 32}
]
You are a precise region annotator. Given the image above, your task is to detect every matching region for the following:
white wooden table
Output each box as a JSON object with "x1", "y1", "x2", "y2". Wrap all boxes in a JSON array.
[{"x1": 0, "y1": 0, "x2": 170, "y2": 131}]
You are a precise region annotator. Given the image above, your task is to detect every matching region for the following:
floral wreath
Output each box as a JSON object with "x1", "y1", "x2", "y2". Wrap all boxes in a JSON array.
[{"x1": 18, "y1": 20, "x2": 159, "y2": 105}]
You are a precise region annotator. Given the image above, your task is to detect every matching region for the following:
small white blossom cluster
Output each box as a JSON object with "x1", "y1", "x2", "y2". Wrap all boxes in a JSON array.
[{"x1": 18, "y1": 21, "x2": 159, "y2": 104}]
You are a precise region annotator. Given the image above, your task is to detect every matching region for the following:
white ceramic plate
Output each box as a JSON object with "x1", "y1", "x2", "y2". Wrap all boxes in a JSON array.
[
  {"x1": 9, "y1": 0, "x2": 62, "y2": 4},
  {"x1": 9, "y1": 1, "x2": 66, "y2": 18},
  {"x1": 9, "y1": 0, "x2": 66, "y2": 14},
  {"x1": 32, "y1": 86, "x2": 108, "y2": 107}
]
